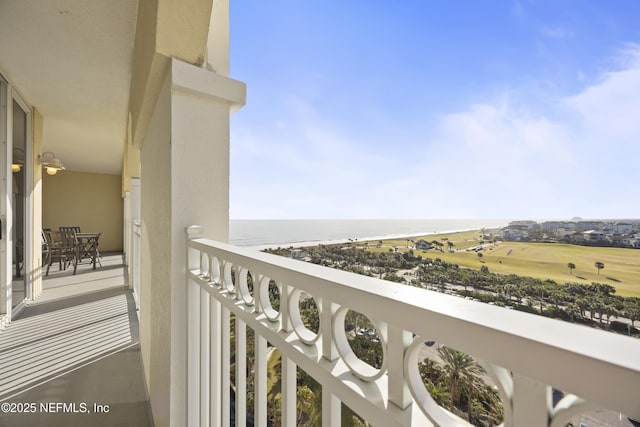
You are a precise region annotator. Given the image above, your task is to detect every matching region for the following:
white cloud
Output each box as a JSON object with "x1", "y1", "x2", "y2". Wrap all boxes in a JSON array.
[
  {"x1": 407, "y1": 46, "x2": 640, "y2": 219},
  {"x1": 231, "y1": 47, "x2": 640, "y2": 219}
]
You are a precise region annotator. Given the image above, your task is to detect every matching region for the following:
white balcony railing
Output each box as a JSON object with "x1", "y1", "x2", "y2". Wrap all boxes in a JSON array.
[{"x1": 185, "y1": 226, "x2": 640, "y2": 427}]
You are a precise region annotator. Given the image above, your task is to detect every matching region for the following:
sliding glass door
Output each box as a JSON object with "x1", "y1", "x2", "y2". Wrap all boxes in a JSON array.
[
  {"x1": 11, "y1": 99, "x2": 27, "y2": 308},
  {"x1": 0, "y1": 76, "x2": 31, "y2": 318}
]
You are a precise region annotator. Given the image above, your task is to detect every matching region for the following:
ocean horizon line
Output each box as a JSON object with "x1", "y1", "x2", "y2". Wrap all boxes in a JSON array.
[
  {"x1": 229, "y1": 219, "x2": 510, "y2": 248},
  {"x1": 244, "y1": 227, "x2": 494, "y2": 251}
]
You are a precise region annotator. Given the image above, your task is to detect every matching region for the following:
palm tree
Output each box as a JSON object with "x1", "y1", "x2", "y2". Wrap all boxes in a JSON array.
[
  {"x1": 438, "y1": 346, "x2": 484, "y2": 416},
  {"x1": 594, "y1": 261, "x2": 605, "y2": 275},
  {"x1": 623, "y1": 299, "x2": 640, "y2": 328},
  {"x1": 602, "y1": 305, "x2": 618, "y2": 327},
  {"x1": 567, "y1": 262, "x2": 576, "y2": 274},
  {"x1": 425, "y1": 380, "x2": 451, "y2": 408},
  {"x1": 566, "y1": 302, "x2": 582, "y2": 322}
]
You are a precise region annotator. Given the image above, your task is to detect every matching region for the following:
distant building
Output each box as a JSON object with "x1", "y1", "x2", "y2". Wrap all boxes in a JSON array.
[
  {"x1": 500, "y1": 220, "x2": 640, "y2": 247},
  {"x1": 622, "y1": 238, "x2": 640, "y2": 248},
  {"x1": 612, "y1": 222, "x2": 633, "y2": 234},
  {"x1": 415, "y1": 239, "x2": 432, "y2": 250},
  {"x1": 291, "y1": 250, "x2": 312, "y2": 261},
  {"x1": 575, "y1": 221, "x2": 605, "y2": 231},
  {"x1": 541, "y1": 221, "x2": 576, "y2": 233},
  {"x1": 502, "y1": 228, "x2": 529, "y2": 241},
  {"x1": 508, "y1": 220, "x2": 539, "y2": 230},
  {"x1": 583, "y1": 230, "x2": 606, "y2": 241},
  {"x1": 607, "y1": 234, "x2": 625, "y2": 246},
  {"x1": 555, "y1": 227, "x2": 575, "y2": 238}
]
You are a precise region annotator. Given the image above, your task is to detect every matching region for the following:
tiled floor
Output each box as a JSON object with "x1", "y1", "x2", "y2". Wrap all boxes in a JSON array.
[{"x1": 0, "y1": 254, "x2": 153, "y2": 426}]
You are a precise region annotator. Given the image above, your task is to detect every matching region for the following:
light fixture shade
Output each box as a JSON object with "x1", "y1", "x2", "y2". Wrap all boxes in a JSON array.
[
  {"x1": 40, "y1": 152, "x2": 65, "y2": 174},
  {"x1": 12, "y1": 148, "x2": 24, "y2": 173}
]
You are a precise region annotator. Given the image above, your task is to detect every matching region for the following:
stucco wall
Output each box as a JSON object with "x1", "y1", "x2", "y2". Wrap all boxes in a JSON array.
[
  {"x1": 138, "y1": 59, "x2": 242, "y2": 427},
  {"x1": 42, "y1": 171, "x2": 123, "y2": 251},
  {"x1": 140, "y1": 70, "x2": 171, "y2": 426}
]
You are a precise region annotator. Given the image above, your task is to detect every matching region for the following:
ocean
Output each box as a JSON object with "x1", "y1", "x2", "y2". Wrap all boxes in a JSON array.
[{"x1": 229, "y1": 219, "x2": 509, "y2": 248}]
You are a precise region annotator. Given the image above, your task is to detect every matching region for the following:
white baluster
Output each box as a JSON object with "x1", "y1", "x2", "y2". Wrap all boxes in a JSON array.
[
  {"x1": 511, "y1": 373, "x2": 550, "y2": 426},
  {"x1": 387, "y1": 324, "x2": 412, "y2": 410},
  {"x1": 281, "y1": 355, "x2": 297, "y2": 427},
  {"x1": 322, "y1": 391, "x2": 341, "y2": 427},
  {"x1": 221, "y1": 307, "x2": 231, "y2": 427},
  {"x1": 321, "y1": 299, "x2": 339, "y2": 361},
  {"x1": 254, "y1": 335, "x2": 268, "y2": 425},
  {"x1": 200, "y1": 287, "x2": 211, "y2": 427},
  {"x1": 235, "y1": 318, "x2": 246, "y2": 426},
  {"x1": 281, "y1": 283, "x2": 291, "y2": 332},
  {"x1": 210, "y1": 295, "x2": 222, "y2": 426},
  {"x1": 187, "y1": 279, "x2": 200, "y2": 427}
]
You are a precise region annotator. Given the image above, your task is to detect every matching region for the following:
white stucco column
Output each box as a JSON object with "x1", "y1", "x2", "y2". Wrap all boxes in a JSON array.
[
  {"x1": 29, "y1": 109, "x2": 43, "y2": 300},
  {"x1": 0, "y1": 79, "x2": 10, "y2": 323},
  {"x1": 125, "y1": 178, "x2": 140, "y2": 281},
  {"x1": 140, "y1": 58, "x2": 244, "y2": 427}
]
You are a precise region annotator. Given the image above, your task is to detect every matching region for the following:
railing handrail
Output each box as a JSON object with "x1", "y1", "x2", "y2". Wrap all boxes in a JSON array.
[{"x1": 187, "y1": 234, "x2": 640, "y2": 423}]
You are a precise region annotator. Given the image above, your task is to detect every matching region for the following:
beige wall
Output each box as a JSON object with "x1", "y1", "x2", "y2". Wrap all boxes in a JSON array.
[{"x1": 42, "y1": 171, "x2": 123, "y2": 251}]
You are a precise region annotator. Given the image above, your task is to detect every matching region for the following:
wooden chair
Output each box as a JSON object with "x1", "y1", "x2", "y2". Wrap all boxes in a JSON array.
[
  {"x1": 58, "y1": 227, "x2": 81, "y2": 275},
  {"x1": 42, "y1": 229, "x2": 64, "y2": 276}
]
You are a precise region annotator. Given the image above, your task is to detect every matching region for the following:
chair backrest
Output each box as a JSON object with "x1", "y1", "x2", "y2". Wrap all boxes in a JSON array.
[
  {"x1": 43, "y1": 228, "x2": 53, "y2": 244},
  {"x1": 43, "y1": 229, "x2": 63, "y2": 249},
  {"x1": 59, "y1": 226, "x2": 81, "y2": 234},
  {"x1": 58, "y1": 227, "x2": 78, "y2": 251}
]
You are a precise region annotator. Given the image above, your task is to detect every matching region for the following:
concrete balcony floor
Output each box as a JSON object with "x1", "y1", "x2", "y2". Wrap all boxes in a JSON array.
[{"x1": 0, "y1": 254, "x2": 152, "y2": 427}]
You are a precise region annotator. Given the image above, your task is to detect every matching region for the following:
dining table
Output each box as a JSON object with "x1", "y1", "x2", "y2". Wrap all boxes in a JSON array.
[{"x1": 75, "y1": 232, "x2": 103, "y2": 270}]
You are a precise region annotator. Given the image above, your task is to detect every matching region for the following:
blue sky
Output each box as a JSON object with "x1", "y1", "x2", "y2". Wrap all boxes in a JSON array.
[{"x1": 229, "y1": 1, "x2": 640, "y2": 220}]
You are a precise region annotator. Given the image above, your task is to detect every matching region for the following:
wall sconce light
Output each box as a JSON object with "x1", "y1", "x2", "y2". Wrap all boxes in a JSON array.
[
  {"x1": 40, "y1": 152, "x2": 65, "y2": 175},
  {"x1": 12, "y1": 148, "x2": 25, "y2": 172}
]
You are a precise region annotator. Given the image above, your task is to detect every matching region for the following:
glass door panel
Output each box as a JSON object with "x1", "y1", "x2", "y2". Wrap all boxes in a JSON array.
[{"x1": 11, "y1": 99, "x2": 26, "y2": 308}]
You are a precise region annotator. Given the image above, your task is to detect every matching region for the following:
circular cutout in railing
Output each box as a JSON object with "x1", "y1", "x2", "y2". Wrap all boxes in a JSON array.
[
  {"x1": 238, "y1": 267, "x2": 255, "y2": 306},
  {"x1": 208, "y1": 255, "x2": 221, "y2": 285},
  {"x1": 199, "y1": 252, "x2": 210, "y2": 279},
  {"x1": 259, "y1": 277, "x2": 281, "y2": 322},
  {"x1": 288, "y1": 289, "x2": 320, "y2": 345},
  {"x1": 333, "y1": 307, "x2": 386, "y2": 382},
  {"x1": 223, "y1": 261, "x2": 236, "y2": 293},
  {"x1": 405, "y1": 337, "x2": 504, "y2": 426}
]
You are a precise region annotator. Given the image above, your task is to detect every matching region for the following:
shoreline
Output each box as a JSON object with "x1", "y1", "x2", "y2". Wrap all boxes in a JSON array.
[{"x1": 245, "y1": 228, "x2": 490, "y2": 251}]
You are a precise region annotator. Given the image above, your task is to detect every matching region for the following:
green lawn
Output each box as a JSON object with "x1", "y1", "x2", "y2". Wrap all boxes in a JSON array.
[{"x1": 362, "y1": 231, "x2": 640, "y2": 297}]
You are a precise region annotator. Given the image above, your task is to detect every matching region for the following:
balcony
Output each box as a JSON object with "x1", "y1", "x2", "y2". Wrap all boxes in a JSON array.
[
  {"x1": 185, "y1": 226, "x2": 640, "y2": 426},
  {"x1": 0, "y1": 254, "x2": 152, "y2": 426}
]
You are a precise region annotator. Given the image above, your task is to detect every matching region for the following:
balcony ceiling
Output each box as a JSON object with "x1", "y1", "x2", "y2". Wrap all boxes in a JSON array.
[{"x1": 0, "y1": 0, "x2": 139, "y2": 175}]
